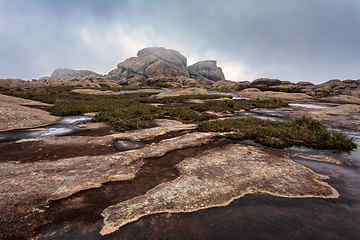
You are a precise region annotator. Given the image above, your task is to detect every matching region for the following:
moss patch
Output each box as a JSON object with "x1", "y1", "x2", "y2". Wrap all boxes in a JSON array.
[{"x1": 198, "y1": 116, "x2": 356, "y2": 150}]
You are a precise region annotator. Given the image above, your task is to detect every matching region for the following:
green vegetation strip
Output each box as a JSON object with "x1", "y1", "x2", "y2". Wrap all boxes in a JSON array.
[
  {"x1": 198, "y1": 116, "x2": 356, "y2": 150},
  {"x1": 1, "y1": 86, "x2": 356, "y2": 150},
  {"x1": 139, "y1": 94, "x2": 230, "y2": 104},
  {"x1": 0, "y1": 86, "x2": 216, "y2": 131},
  {"x1": 190, "y1": 98, "x2": 288, "y2": 112}
]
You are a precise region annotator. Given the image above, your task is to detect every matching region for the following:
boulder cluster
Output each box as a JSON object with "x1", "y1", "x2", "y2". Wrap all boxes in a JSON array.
[
  {"x1": 1, "y1": 47, "x2": 360, "y2": 97},
  {"x1": 107, "y1": 47, "x2": 225, "y2": 85}
]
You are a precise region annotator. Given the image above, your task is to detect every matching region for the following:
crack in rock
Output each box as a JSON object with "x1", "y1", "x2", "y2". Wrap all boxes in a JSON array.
[{"x1": 100, "y1": 144, "x2": 338, "y2": 235}]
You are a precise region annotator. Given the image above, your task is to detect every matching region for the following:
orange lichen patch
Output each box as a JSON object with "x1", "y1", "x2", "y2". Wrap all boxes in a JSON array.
[{"x1": 100, "y1": 144, "x2": 338, "y2": 235}]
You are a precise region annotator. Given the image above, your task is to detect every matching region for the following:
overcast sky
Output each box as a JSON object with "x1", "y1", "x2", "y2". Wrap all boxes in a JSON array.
[{"x1": 1, "y1": 0, "x2": 360, "y2": 83}]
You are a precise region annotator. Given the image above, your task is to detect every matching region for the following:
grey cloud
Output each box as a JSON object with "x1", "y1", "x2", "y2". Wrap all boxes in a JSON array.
[{"x1": 1, "y1": 0, "x2": 360, "y2": 83}]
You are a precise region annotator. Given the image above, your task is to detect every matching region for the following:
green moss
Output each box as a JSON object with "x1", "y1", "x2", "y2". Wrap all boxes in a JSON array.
[
  {"x1": 2, "y1": 86, "x2": 356, "y2": 150},
  {"x1": 198, "y1": 116, "x2": 356, "y2": 150},
  {"x1": 140, "y1": 94, "x2": 230, "y2": 104},
  {"x1": 190, "y1": 99, "x2": 288, "y2": 112}
]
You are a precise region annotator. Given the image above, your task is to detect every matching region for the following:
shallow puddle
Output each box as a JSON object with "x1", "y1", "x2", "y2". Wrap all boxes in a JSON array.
[
  {"x1": 113, "y1": 140, "x2": 146, "y2": 151},
  {"x1": 230, "y1": 110, "x2": 287, "y2": 122},
  {"x1": 289, "y1": 103, "x2": 334, "y2": 109},
  {"x1": 209, "y1": 91, "x2": 247, "y2": 99},
  {"x1": 35, "y1": 140, "x2": 229, "y2": 239},
  {"x1": 0, "y1": 116, "x2": 92, "y2": 142}
]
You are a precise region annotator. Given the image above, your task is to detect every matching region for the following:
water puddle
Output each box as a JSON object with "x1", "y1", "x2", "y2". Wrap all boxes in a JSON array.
[
  {"x1": 288, "y1": 103, "x2": 334, "y2": 109},
  {"x1": 230, "y1": 109, "x2": 288, "y2": 122},
  {"x1": 209, "y1": 91, "x2": 247, "y2": 99},
  {"x1": 114, "y1": 140, "x2": 146, "y2": 151},
  {"x1": 329, "y1": 114, "x2": 360, "y2": 122},
  {"x1": 119, "y1": 88, "x2": 164, "y2": 94},
  {"x1": 252, "y1": 108, "x2": 292, "y2": 117},
  {"x1": 0, "y1": 116, "x2": 92, "y2": 142},
  {"x1": 36, "y1": 140, "x2": 229, "y2": 239}
]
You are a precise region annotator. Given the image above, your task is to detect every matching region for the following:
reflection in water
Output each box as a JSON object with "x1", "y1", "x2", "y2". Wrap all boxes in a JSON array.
[
  {"x1": 289, "y1": 103, "x2": 333, "y2": 109},
  {"x1": 113, "y1": 140, "x2": 146, "y2": 151},
  {"x1": 230, "y1": 108, "x2": 288, "y2": 122},
  {"x1": 209, "y1": 91, "x2": 247, "y2": 99},
  {"x1": 0, "y1": 116, "x2": 92, "y2": 142}
]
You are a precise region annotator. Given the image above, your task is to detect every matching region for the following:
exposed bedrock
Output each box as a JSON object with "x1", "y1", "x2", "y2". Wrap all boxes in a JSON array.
[
  {"x1": 108, "y1": 47, "x2": 189, "y2": 79},
  {"x1": 49, "y1": 68, "x2": 102, "y2": 80},
  {"x1": 250, "y1": 78, "x2": 282, "y2": 86},
  {"x1": 100, "y1": 144, "x2": 338, "y2": 235},
  {"x1": 187, "y1": 60, "x2": 225, "y2": 82}
]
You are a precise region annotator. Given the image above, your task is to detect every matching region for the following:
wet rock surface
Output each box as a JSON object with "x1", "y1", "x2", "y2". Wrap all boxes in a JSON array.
[
  {"x1": 1, "y1": 94, "x2": 360, "y2": 239},
  {"x1": 101, "y1": 144, "x2": 337, "y2": 235}
]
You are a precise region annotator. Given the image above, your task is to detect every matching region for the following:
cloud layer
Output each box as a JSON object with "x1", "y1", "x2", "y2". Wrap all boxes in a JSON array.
[{"x1": 1, "y1": 0, "x2": 360, "y2": 83}]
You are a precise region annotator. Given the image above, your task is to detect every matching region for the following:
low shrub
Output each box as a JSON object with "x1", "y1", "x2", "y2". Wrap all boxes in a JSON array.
[
  {"x1": 198, "y1": 116, "x2": 356, "y2": 150},
  {"x1": 140, "y1": 94, "x2": 230, "y2": 104},
  {"x1": 190, "y1": 99, "x2": 288, "y2": 112}
]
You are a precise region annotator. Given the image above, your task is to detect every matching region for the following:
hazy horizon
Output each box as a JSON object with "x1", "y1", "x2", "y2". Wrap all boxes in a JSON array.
[{"x1": 1, "y1": 0, "x2": 360, "y2": 84}]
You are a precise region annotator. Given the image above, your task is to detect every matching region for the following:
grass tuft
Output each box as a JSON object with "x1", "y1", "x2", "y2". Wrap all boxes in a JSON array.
[{"x1": 198, "y1": 116, "x2": 356, "y2": 150}]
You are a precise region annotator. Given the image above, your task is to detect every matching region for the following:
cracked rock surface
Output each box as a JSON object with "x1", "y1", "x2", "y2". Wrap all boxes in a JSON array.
[{"x1": 100, "y1": 144, "x2": 338, "y2": 235}]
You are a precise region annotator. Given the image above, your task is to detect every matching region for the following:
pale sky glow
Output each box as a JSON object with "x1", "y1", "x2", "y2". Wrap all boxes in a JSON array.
[{"x1": 1, "y1": 0, "x2": 360, "y2": 83}]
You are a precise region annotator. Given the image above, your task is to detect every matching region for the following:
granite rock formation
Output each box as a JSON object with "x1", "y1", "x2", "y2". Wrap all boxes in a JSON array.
[
  {"x1": 108, "y1": 47, "x2": 189, "y2": 79},
  {"x1": 187, "y1": 60, "x2": 225, "y2": 82},
  {"x1": 48, "y1": 68, "x2": 102, "y2": 80},
  {"x1": 250, "y1": 78, "x2": 282, "y2": 86}
]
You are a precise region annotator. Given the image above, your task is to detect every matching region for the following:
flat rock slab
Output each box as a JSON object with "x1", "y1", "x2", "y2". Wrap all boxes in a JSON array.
[
  {"x1": 110, "y1": 119, "x2": 197, "y2": 141},
  {"x1": 0, "y1": 94, "x2": 60, "y2": 131},
  {"x1": 100, "y1": 144, "x2": 338, "y2": 235},
  {"x1": 235, "y1": 91, "x2": 313, "y2": 100},
  {"x1": 0, "y1": 131, "x2": 220, "y2": 224}
]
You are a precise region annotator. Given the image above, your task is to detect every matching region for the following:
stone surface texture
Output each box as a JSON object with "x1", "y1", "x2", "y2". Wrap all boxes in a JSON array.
[
  {"x1": 250, "y1": 78, "x2": 282, "y2": 86},
  {"x1": 0, "y1": 94, "x2": 60, "y2": 131},
  {"x1": 100, "y1": 144, "x2": 338, "y2": 235},
  {"x1": 187, "y1": 60, "x2": 225, "y2": 81},
  {"x1": 49, "y1": 68, "x2": 102, "y2": 80},
  {"x1": 108, "y1": 47, "x2": 189, "y2": 79}
]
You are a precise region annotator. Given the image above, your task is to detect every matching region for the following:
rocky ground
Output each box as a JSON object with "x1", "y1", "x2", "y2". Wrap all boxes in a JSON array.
[
  {"x1": 1, "y1": 91, "x2": 360, "y2": 239},
  {"x1": 0, "y1": 94, "x2": 60, "y2": 131}
]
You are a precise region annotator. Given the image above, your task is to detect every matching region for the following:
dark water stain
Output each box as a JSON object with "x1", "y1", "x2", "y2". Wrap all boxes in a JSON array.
[
  {"x1": 71, "y1": 126, "x2": 117, "y2": 137},
  {"x1": 35, "y1": 139, "x2": 229, "y2": 239},
  {"x1": 0, "y1": 140, "x2": 119, "y2": 163},
  {"x1": 143, "y1": 129, "x2": 195, "y2": 144},
  {"x1": 35, "y1": 140, "x2": 360, "y2": 240},
  {"x1": 36, "y1": 193, "x2": 360, "y2": 240}
]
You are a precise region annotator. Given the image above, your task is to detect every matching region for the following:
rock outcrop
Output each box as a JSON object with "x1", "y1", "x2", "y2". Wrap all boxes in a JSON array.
[
  {"x1": 48, "y1": 68, "x2": 102, "y2": 80},
  {"x1": 187, "y1": 60, "x2": 225, "y2": 82},
  {"x1": 297, "y1": 79, "x2": 360, "y2": 96},
  {"x1": 250, "y1": 78, "x2": 282, "y2": 86},
  {"x1": 108, "y1": 47, "x2": 189, "y2": 80},
  {"x1": 0, "y1": 79, "x2": 27, "y2": 88}
]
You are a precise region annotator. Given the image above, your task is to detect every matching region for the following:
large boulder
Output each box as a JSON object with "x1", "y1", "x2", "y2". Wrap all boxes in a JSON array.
[
  {"x1": 187, "y1": 60, "x2": 225, "y2": 82},
  {"x1": 250, "y1": 78, "x2": 282, "y2": 86},
  {"x1": 108, "y1": 47, "x2": 189, "y2": 79},
  {"x1": 49, "y1": 68, "x2": 102, "y2": 80},
  {"x1": 297, "y1": 81, "x2": 314, "y2": 87}
]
